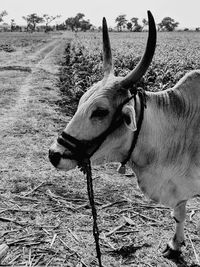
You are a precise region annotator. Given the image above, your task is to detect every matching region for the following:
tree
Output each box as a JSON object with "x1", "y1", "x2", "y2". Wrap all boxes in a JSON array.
[
  {"x1": 65, "y1": 17, "x2": 76, "y2": 31},
  {"x1": 80, "y1": 19, "x2": 92, "y2": 31},
  {"x1": 131, "y1": 17, "x2": 142, "y2": 32},
  {"x1": 115, "y1": 15, "x2": 127, "y2": 31},
  {"x1": 0, "y1": 10, "x2": 8, "y2": 23},
  {"x1": 22, "y1": 13, "x2": 44, "y2": 32},
  {"x1": 131, "y1": 17, "x2": 139, "y2": 25},
  {"x1": 75, "y1": 13, "x2": 84, "y2": 27},
  {"x1": 158, "y1": 17, "x2": 179, "y2": 31},
  {"x1": 65, "y1": 13, "x2": 92, "y2": 31},
  {"x1": 127, "y1": 22, "x2": 132, "y2": 31},
  {"x1": 11, "y1": 19, "x2": 16, "y2": 32},
  {"x1": 43, "y1": 14, "x2": 61, "y2": 32},
  {"x1": 142, "y1": 18, "x2": 148, "y2": 30}
]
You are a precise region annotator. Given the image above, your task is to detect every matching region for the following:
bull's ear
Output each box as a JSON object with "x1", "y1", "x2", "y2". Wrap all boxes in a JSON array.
[{"x1": 122, "y1": 104, "x2": 137, "y2": 131}]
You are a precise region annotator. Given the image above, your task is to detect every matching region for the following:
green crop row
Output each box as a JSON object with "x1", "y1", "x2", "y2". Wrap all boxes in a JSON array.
[{"x1": 58, "y1": 31, "x2": 200, "y2": 114}]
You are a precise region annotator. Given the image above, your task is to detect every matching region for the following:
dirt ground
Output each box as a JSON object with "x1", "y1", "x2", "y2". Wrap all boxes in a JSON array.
[{"x1": 0, "y1": 31, "x2": 200, "y2": 267}]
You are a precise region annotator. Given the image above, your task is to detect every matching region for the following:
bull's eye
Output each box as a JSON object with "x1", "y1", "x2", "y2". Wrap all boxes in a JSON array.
[{"x1": 91, "y1": 108, "x2": 109, "y2": 119}]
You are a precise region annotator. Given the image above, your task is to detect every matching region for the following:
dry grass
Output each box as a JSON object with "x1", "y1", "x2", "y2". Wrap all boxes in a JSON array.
[{"x1": 1, "y1": 165, "x2": 200, "y2": 266}]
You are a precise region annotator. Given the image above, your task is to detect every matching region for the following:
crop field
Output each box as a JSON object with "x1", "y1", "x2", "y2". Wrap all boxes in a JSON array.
[
  {"x1": 59, "y1": 31, "x2": 200, "y2": 114},
  {"x1": 0, "y1": 30, "x2": 200, "y2": 267}
]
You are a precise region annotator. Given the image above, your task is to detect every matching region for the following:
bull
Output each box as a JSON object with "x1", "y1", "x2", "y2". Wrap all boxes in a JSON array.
[{"x1": 49, "y1": 11, "x2": 200, "y2": 258}]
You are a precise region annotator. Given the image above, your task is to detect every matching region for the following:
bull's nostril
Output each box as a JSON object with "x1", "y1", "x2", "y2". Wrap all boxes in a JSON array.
[{"x1": 49, "y1": 150, "x2": 61, "y2": 167}]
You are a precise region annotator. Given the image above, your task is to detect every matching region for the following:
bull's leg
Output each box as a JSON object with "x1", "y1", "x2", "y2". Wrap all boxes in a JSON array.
[{"x1": 163, "y1": 200, "x2": 187, "y2": 258}]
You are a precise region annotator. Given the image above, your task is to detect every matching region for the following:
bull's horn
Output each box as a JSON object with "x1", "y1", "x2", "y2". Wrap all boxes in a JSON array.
[
  {"x1": 102, "y1": 17, "x2": 113, "y2": 76},
  {"x1": 121, "y1": 10, "x2": 157, "y2": 88}
]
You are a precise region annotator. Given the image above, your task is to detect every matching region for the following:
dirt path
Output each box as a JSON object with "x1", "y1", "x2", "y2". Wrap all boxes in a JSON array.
[
  {"x1": 0, "y1": 34, "x2": 70, "y2": 191},
  {"x1": 0, "y1": 38, "x2": 62, "y2": 132}
]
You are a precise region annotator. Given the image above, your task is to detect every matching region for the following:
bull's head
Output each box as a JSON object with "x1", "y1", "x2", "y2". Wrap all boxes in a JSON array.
[{"x1": 49, "y1": 11, "x2": 156, "y2": 171}]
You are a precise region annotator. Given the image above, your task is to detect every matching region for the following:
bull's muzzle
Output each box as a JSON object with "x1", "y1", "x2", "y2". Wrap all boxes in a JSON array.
[{"x1": 49, "y1": 149, "x2": 61, "y2": 167}]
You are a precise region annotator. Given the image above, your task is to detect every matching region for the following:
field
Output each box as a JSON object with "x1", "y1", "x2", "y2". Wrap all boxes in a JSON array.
[
  {"x1": 0, "y1": 30, "x2": 200, "y2": 267},
  {"x1": 59, "y1": 31, "x2": 200, "y2": 114}
]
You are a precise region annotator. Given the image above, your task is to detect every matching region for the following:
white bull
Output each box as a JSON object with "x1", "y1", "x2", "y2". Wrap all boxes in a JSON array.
[{"x1": 49, "y1": 11, "x2": 200, "y2": 258}]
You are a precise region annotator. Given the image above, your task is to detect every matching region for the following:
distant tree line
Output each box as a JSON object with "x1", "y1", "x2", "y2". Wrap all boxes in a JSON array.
[
  {"x1": 115, "y1": 15, "x2": 200, "y2": 32},
  {"x1": 0, "y1": 10, "x2": 200, "y2": 33},
  {"x1": 0, "y1": 11, "x2": 62, "y2": 32},
  {"x1": 115, "y1": 14, "x2": 180, "y2": 32},
  {"x1": 0, "y1": 10, "x2": 93, "y2": 32},
  {"x1": 22, "y1": 13, "x2": 61, "y2": 32}
]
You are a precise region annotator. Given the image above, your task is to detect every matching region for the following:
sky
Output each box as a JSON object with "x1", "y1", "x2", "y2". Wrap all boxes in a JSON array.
[{"x1": 1, "y1": 0, "x2": 200, "y2": 29}]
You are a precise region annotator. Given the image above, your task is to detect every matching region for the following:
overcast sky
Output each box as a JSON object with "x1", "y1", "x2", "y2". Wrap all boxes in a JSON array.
[{"x1": 1, "y1": 0, "x2": 200, "y2": 29}]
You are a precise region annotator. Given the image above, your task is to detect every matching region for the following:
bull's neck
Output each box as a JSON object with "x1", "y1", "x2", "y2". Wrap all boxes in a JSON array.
[{"x1": 129, "y1": 90, "x2": 169, "y2": 171}]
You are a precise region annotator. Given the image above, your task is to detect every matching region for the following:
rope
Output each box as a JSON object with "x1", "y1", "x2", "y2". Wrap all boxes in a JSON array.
[
  {"x1": 78, "y1": 159, "x2": 103, "y2": 267},
  {"x1": 120, "y1": 89, "x2": 147, "y2": 167}
]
